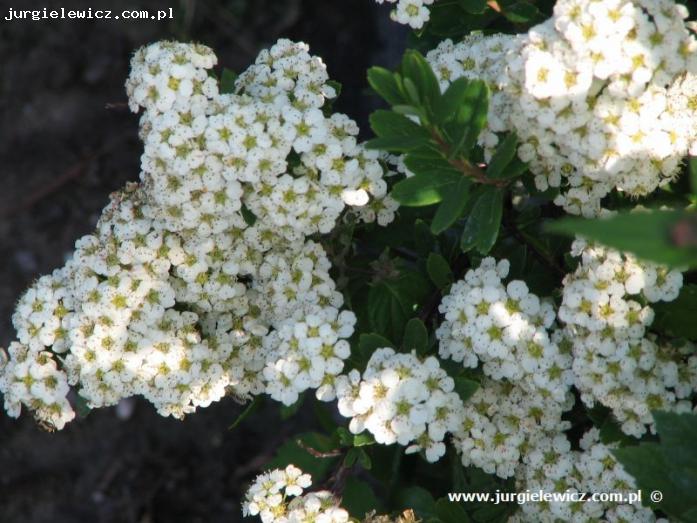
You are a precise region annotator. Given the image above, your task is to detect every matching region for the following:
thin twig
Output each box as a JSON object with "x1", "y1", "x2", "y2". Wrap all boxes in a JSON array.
[{"x1": 296, "y1": 439, "x2": 343, "y2": 459}]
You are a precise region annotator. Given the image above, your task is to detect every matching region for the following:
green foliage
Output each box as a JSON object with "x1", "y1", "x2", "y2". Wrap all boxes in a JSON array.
[
  {"x1": 652, "y1": 284, "x2": 697, "y2": 341},
  {"x1": 219, "y1": 67, "x2": 238, "y2": 94},
  {"x1": 547, "y1": 210, "x2": 697, "y2": 268},
  {"x1": 613, "y1": 411, "x2": 697, "y2": 522},
  {"x1": 460, "y1": 186, "x2": 504, "y2": 254},
  {"x1": 426, "y1": 252, "x2": 454, "y2": 289},
  {"x1": 403, "y1": 318, "x2": 429, "y2": 355}
]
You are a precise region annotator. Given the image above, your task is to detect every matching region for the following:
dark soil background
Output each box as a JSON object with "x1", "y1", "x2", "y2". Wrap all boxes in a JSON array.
[{"x1": 0, "y1": 1, "x2": 405, "y2": 521}]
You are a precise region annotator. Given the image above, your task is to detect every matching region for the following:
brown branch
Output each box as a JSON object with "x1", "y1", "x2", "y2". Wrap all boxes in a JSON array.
[
  {"x1": 430, "y1": 131, "x2": 507, "y2": 188},
  {"x1": 296, "y1": 439, "x2": 343, "y2": 459}
]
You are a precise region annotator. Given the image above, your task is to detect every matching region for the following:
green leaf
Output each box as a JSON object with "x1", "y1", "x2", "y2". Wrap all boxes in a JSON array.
[
  {"x1": 228, "y1": 395, "x2": 263, "y2": 429},
  {"x1": 368, "y1": 270, "x2": 431, "y2": 342},
  {"x1": 546, "y1": 210, "x2": 697, "y2": 268},
  {"x1": 453, "y1": 377, "x2": 479, "y2": 403},
  {"x1": 342, "y1": 478, "x2": 382, "y2": 519},
  {"x1": 326, "y1": 79, "x2": 342, "y2": 99},
  {"x1": 433, "y1": 77, "x2": 471, "y2": 125},
  {"x1": 240, "y1": 204, "x2": 257, "y2": 226},
  {"x1": 460, "y1": 186, "x2": 504, "y2": 254},
  {"x1": 280, "y1": 392, "x2": 305, "y2": 420},
  {"x1": 458, "y1": 0, "x2": 487, "y2": 13},
  {"x1": 395, "y1": 486, "x2": 437, "y2": 520},
  {"x1": 502, "y1": 1, "x2": 544, "y2": 24},
  {"x1": 220, "y1": 67, "x2": 237, "y2": 94},
  {"x1": 436, "y1": 497, "x2": 475, "y2": 523},
  {"x1": 370, "y1": 110, "x2": 430, "y2": 140},
  {"x1": 431, "y1": 176, "x2": 472, "y2": 234},
  {"x1": 401, "y1": 50, "x2": 441, "y2": 110},
  {"x1": 486, "y1": 132, "x2": 519, "y2": 180},
  {"x1": 367, "y1": 66, "x2": 405, "y2": 105},
  {"x1": 357, "y1": 333, "x2": 395, "y2": 366},
  {"x1": 403, "y1": 318, "x2": 429, "y2": 355},
  {"x1": 353, "y1": 432, "x2": 376, "y2": 447},
  {"x1": 427, "y1": 253, "x2": 454, "y2": 289},
  {"x1": 365, "y1": 135, "x2": 430, "y2": 153},
  {"x1": 391, "y1": 172, "x2": 461, "y2": 207},
  {"x1": 267, "y1": 432, "x2": 338, "y2": 481},
  {"x1": 651, "y1": 284, "x2": 697, "y2": 341},
  {"x1": 446, "y1": 80, "x2": 489, "y2": 157},
  {"x1": 613, "y1": 411, "x2": 697, "y2": 522}
]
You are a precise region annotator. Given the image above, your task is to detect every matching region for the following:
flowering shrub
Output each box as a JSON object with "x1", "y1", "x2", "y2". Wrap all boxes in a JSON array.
[{"x1": 3, "y1": 0, "x2": 697, "y2": 521}]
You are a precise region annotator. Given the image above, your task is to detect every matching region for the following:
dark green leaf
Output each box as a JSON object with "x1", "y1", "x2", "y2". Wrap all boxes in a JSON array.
[
  {"x1": 652, "y1": 284, "x2": 697, "y2": 340},
  {"x1": 358, "y1": 333, "x2": 395, "y2": 365},
  {"x1": 486, "y1": 132, "x2": 519, "y2": 180},
  {"x1": 458, "y1": 0, "x2": 488, "y2": 13},
  {"x1": 391, "y1": 172, "x2": 461, "y2": 207},
  {"x1": 365, "y1": 135, "x2": 430, "y2": 153},
  {"x1": 427, "y1": 253, "x2": 454, "y2": 289},
  {"x1": 403, "y1": 318, "x2": 429, "y2": 355},
  {"x1": 370, "y1": 110, "x2": 430, "y2": 140},
  {"x1": 433, "y1": 77, "x2": 471, "y2": 125},
  {"x1": 220, "y1": 67, "x2": 237, "y2": 94},
  {"x1": 395, "y1": 486, "x2": 437, "y2": 520},
  {"x1": 368, "y1": 270, "x2": 431, "y2": 342},
  {"x1": 354, "y1": 432, "x2": 376, "y2": 447},
  {"x1": 367, "y1": 66, "x2": 405, "y2": 105},
  {"x1": 240, "y1": 204, "x2": 257, "y2": 226},
  {"x1": 460, "y1": 186, "x2": 504, "y2": 254},
  {"x1": 546, "y1": 210, "x2": 697, "y2": 268},
  {"x1": 342, "y1": 478, "x2": 382, "y2": 519},
  {"x1": 280, "y1": 393, "x2": 305, "y2": 420},
  {"x1": 267, "y1": 432, "x2": 338, "y2": 481},
  {"x1": 447, "y1": 80, "x2": 489, "y2": 157},
  {"x1": 431, "y1": 176, "x2": 472, "y2": 234},
  {"x1": 401, "y1": 50, "x2": 441, "y2": 110},
  {"x1": 502, "y1": 1, "x2": 544, "y2": 24},
  {"x1": 613, "y1": 411, "x2": 697, "y2": 522},
  {"x1": 436, "y1": 497, "x2": 475, "y2": 523},
  {"x1": 228, "y1": 396, "x2": 263, "y2": 429},
  {"x1": 453, "y1": 377, "x2": 479, "y2": 403}
]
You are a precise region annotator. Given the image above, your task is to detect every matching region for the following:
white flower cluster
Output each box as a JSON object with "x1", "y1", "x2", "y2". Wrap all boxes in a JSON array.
[
  {"x1": 437, "y1": 257, "x2": 573, "y2": 401},
  {"x1": 0, "y1": 39, "x2": 396, "y2": 429},
  {"x1": 559, "y1": 238, "x2": 697, "y2": 436},
  {"x1": 427, "y1": 0, "x2": 697, "y2": 215},
  {"x1": 242, "y1": 465, "x2": 349, "y2": 523},
  {"x1": 374, "y1": 0, "x2": 434, "y2": 29},
  {"x1": 512, "y1": 428, "x2": 659, "y2": 523},
  {"x1": 335, "y1": 347, "x2": 464, "y2": 462},
  {"x1": 436, "y1": 257, "x2": 574, "y2": 477}
]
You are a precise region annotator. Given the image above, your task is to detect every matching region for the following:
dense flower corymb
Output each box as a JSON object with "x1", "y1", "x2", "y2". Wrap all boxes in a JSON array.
[{"x1": 0, "y1": 39, "x2": 396, "y2": 429}]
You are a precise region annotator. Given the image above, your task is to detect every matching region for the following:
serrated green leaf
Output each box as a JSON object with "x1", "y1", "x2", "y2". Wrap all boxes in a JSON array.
[
  {"x1": 486, "y1": 132, "x2": 519, "y2": 180},
  {"x1": 546, "y1": 210, "x2": 697, "y2": 268},
  {"x1": 427, "y1": 253, "x2": 454, "y2": 289},
  {"x1": 391, "y1": 172, "x2": 461, "y2": 206},
  {"x1": 403, "y1": 318, "x2": 429, "y2": 355},
  {"x1": 431, "y1": 176, "x2": 472, "y2": 234},
  {"x1": 460, "y1": 186, "x2": 504, "y2": 254},
  {"x1": 367, "y1": 66, "x2": 406, "y2": 105},
  {"x1": 220, "y1": 67, "x2": 237, "y2": 94},
  {"x1": 453, "y1": 377, "x2": 479, "y2": 403}
]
